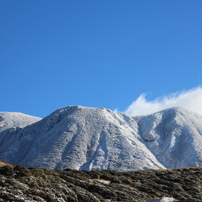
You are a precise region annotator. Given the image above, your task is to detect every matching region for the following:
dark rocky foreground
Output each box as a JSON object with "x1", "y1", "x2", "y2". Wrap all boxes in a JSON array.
[{"x1": 0, "y1": 165, "x2": 202, "y2": 202}]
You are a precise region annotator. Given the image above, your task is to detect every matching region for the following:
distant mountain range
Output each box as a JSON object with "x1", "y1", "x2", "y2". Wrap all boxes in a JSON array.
[{"x1": 0, "y1": 106, "x2": 202, "y2": 171}]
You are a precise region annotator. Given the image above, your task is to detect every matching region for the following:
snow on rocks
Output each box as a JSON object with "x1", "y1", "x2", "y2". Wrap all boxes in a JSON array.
[
  {"x1": 0, "y1": 106, "x2": 202, "y2": 171},
  {"x1": 143, "y1": 197, "x2": 178, "y2": 202},
  {"x1": 0, "y1": 112, "x2": 41, "y2": 132}
]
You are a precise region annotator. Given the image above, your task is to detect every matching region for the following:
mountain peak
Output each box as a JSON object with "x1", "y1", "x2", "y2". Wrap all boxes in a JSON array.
[
  {"x1": 0, "y1": 112, "x2": 41, "y2": 133},
  {"x1": 0, "y1": 106, "x2": 202, "y2": 171}
]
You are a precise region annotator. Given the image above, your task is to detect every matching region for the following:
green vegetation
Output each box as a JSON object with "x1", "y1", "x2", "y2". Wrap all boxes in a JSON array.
[{"x1": 0, "y1": 165, "x2": 202, "y2": 201}]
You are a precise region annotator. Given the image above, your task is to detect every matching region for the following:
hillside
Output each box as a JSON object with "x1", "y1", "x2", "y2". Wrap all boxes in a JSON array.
[
  {"x1": 0, "y1": 112, "x2": 41, "y2": 133},
  {"x1": 0, "y1": 164, "x2": 202, "y2": 201},
  {"x1": 1, "y1": 106, "x2": 202, "y2": 171}
]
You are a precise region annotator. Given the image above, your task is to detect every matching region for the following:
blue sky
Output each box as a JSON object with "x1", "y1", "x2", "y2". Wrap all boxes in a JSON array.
[{"x1": 1, "y1": 0, "x2": 202, "y2": 118}]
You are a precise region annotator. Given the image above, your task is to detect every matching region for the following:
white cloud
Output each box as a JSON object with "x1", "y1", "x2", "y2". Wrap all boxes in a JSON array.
[{"x1": 124, "y1": 87, "x2": 202, "y2": 116}]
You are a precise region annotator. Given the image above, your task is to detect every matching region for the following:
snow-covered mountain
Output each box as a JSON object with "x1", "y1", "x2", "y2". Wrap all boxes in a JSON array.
[
  {"x1": 0, "y1": 106, "x2": 202, "y2": 171},
  {"x1": 0, "y1": 112, "x2": 41, "y2": 133}
]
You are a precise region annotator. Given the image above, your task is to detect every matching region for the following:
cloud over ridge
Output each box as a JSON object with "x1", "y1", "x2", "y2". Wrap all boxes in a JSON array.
[{"x1": 124, "y1": 87, "x2": 202, "y2": 116}]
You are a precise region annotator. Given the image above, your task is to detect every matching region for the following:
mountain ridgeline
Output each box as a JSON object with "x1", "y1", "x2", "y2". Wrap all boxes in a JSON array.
[{"x1": 0, "y1": 106, "x2": 202, "y2": 171}]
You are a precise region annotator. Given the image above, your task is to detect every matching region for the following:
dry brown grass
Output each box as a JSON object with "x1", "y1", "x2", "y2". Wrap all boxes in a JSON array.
[{"x1": 0, "y1": 160, "x2": 14, "y2": 168}]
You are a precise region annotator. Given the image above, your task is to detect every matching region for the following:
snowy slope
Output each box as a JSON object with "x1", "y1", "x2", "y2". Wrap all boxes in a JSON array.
[
  {"x1": 0, "y1": 112, "x2": 41, "y2": 132},
  {"x1": 0, "y1": 106, "x2": 202, "y2": 171},
  {"x1": 135, "y1": 107, "x2": 202, "y2": 168}
]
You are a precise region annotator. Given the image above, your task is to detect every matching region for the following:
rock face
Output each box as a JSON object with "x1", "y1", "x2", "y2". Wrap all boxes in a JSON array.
[
  {"x1": 0, "y1": 106, "x2": 202, "y2": 171},
  {"x1": 0, "y1": 165, "x2": 202, "y2": 201}
]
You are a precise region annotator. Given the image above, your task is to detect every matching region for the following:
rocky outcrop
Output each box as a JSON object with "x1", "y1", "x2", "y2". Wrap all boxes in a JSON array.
[{"x1": 0, "y1": 165, "x2": 202, "y2": 201}]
